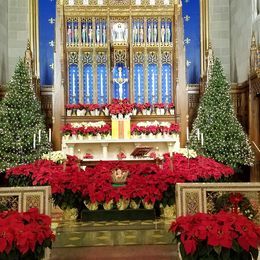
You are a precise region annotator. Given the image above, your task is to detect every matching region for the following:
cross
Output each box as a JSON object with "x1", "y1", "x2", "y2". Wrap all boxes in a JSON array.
[{"x1": 113, "y1": 67, "x2": 128, "y2": 100}]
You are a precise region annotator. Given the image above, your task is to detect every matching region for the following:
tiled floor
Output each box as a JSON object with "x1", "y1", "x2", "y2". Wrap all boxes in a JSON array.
[
  {"x1": 53, "y1": 219, "x2": 173, "y2": 247},
  {"x1": 51, "y1": 219, "x2": 178, "y2": 259},
  {"x1": 51, "y1": 245, "x2": 179, "y2": 260}
]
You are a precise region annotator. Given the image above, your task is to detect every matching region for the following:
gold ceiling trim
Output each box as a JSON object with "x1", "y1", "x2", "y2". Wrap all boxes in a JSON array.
[
  {"x1": 29, "y1": 0, "x2": 40, "y2": 77},
  {"x1": 200, "y1": 0, "x2": 209, "y2": 76}
]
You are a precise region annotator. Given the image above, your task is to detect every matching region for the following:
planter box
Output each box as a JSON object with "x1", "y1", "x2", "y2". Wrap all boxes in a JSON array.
[{"x1": 81, "y1": 208, "x2": 155, "y2": 221}]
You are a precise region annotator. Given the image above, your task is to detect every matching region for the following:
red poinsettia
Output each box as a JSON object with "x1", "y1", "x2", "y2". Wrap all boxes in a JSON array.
[
  {"x1": 108, "y1": 99, "x2": 134, "y2": 116},
  {"x1": 6, "y1": 153, "x2": 234, "y2": 209},
  {"x1": 169, "y1": 211, "x2": 260, "y2": 259},
  {"x1": 0, "y1": 208, "x2": 55, "y2": 256},
  {"x1": 83, "y1": 153, "x2": 94, "y2": 159},
  {"x1": 168, "y1": 102, "x2": 175, "y2": 109}
]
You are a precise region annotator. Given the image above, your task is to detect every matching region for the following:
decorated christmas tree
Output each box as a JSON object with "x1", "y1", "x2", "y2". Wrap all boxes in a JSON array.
[
  {"x1": 0, "y1": 59, "x2": 51, "y2": 172},
  {"x1": 190, "y1": 57, "x2": 254, "y2": 168}
]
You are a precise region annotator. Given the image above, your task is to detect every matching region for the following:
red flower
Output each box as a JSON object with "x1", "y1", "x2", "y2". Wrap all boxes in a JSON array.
[{"x1": 169, "y1": 212, "x2": 260, "y2": 257}]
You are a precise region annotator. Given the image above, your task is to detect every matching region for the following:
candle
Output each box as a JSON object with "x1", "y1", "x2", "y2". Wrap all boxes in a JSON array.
[
  {"x1": 152, "y1": 72, "x2": 155, "y2": 96},
  {"x1": 86, "y1": 73, "x2": 90, "y2": 98},
  {"x1": 49, "y1": 128, "x2": 52, "y2": 143},
  {"x1": 137, "y1": 71, "x2": 141, "y2": 96},
  {"x1": 100, "y1": 73, "x2": 104, "y2": 97},
  {"x1": 38, "y1": 129, "x2": 41, "y2": 143},
  {"x1": 201, "y1": 133, "x2": 204, "y2": 146},
  {"x1": 72, "y1": 73, "x2": 76, "y2": 97},
  {"x1": 33, "y1": 134, "x2": 36, "y2": 149},
  {"x1": 197, "y1": 128, "x2": 200, "y2": 141},
  {"x1": 165, "y1": 72, "x2": 168, "y2": 96},
  {"x1": 186, "y1": 127, "x2": 189, "y2": 141}
]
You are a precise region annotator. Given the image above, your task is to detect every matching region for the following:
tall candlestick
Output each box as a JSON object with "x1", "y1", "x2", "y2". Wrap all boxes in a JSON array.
[
  {"x1": 49, "y1": 128, "x2": 52, "y2": 143},
  {"x1": 86, "y1": 73, "x2": 90, "y2": 97},
  {"x1": 38, "y1": 129, "x2": 41, "y2": 143},
  {"x1": 100, "y1": 73, "x2": 104, "y2": 97},
  {"x1": 33, "y1": 134, "x2": 36, "y2": 149},
  {"x1": 72, "y1": 73, "x2": 76, "y2": 97},
  {"x1": 165, "y1": 72, "x2": 168, "y2": 96},
  {"x1": 201, "y1": 133, "x2": 204, "y2": 146},
  {"x1": 197, "y1": 128, "x2": 200, "y2": 141},
  {"x1": 137, "y1": 71, "x2": 141, "y2": 96},
  {"x1": 152, "y1": 72, "x2": 155, "y2": 96},
  {"x1": 186, "y1": 127, "x2": 189, "y2": 142}
]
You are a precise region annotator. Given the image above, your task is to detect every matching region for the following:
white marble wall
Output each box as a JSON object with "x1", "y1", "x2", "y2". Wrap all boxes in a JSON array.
[
  {"x1": 7, "y1": 0, "x2": 29, "y2": 79},
  {"x1": 0, "y1": 0, "x2": 8, "y2": 84},
  {"x1": 209, "y1": 0, "x2": 231, "y2": 80},
  {"x1": 230, "y1": 0, "x2": 253, "y2": 83}
]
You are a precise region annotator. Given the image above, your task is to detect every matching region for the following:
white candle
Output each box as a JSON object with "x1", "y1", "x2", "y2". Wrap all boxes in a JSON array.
[
  {"x1": 137, "y1": 71, "x2": 141, "y2": 96},
  {"x1": 152, "y1": 72, "x2": 155, "y2": 96},
  {"x1": 33, "y1": 134, "x2": 36, "y2": 149},
  {"x1": 201, "y1": 133, "x2": 204, "y2": 146},
  {"x1": 197, "y1": 128, "x2": 200, "y2": 141},
  {"x1": 49, "y1": 128, "x2": 52, "y2": 143},
  {"x1": 165, "y1": 72, "x2": 168, "y2": 96},
  {"x1": 72, "y1": 73, "x2": 76, "y2": 97},
  {"x1": 86, "y1": 73, "x2": 90, "y2": 97},
  {"x1": 100, "y1": 73, "x2": 104, "y2": 97},
  {"x1": 38, "y1": 129, "x2": 41, "y2": 143},
  {"x1": 186, "y1": 127, "x2": 189, "y2": 141}
]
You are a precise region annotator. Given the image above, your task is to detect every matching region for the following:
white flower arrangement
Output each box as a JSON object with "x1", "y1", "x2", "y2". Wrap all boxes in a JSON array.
[
  {"x1": 136, "y1": 121, "x2": 171, "y2": 127},
  {"x1": 71, "y1": 121, "x2": 107, "y2": 128},
  {"x1": 178, "y1": 148, "x2": 197, "y2": 158},
  {"x1": 42, "y1": 151, "x2": 67, "y2": 164}
]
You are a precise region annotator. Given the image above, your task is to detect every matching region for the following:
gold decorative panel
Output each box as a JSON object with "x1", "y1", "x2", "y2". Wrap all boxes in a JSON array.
[
  {"x1": 0, "y1": 186, "x2": 51, "y2": 215},
  {"x1": 176, "y1": 182, "x2": 260, "y2": 223}
]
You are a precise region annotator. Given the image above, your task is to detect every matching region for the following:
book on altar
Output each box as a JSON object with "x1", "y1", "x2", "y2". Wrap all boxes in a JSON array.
[{"x1": 112, "y1": 118, "x2": 130, "y2": 139}]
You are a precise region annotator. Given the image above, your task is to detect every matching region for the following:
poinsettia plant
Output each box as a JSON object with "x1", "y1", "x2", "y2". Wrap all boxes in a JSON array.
[
  {"x1": 108, "y1": 98, "x2": 134, "y2": 116},
  {"x1": 213, "y1": 192, "x2": 258, "y2": 220},
  {"x1": 168, "y1": 102, "x2": 175, "y2": 109},
  {"x1": 6, "y1": 153, "x2": 234, "y2": 210},
  {"x1": 0, "y1": 208, "x2": 55, "y2": 259},
  {"x1": 169, "y1": 211, "x2": 260, "y2": 260}
]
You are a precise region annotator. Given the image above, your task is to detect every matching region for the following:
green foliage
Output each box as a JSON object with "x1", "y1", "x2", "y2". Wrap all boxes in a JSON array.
[
  {"x1": 0, "y1": 239, "x2": 52, "y2": 260},
  {"x1": 0, "y1": 59, "x2": 51, "y2": 172},
  {"x1": 178, "y1": 241, "x2": 255, "y2": 260},
  {"x1": 190, "y1": 58, "x2": 254, "y2": 168},
  {"x1": 52, "y1": 189, "x2": 85, "y2": 210}
]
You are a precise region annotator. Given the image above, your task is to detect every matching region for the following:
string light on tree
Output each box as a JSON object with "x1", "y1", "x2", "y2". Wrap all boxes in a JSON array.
[
  {"x1": 189, "y1": 57, "x2": 254, "y2": 168},
  {"x1": 0, "y1": 59, "x2": 51, "y2": 172}
]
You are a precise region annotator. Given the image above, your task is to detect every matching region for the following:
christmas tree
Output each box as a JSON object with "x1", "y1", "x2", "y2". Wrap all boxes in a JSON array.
[
  {"x1": 0, "y1": 59, "x2": 51, "y2": 172},
  {"x1": 190, "y1": 57, "x2": 254, "y2": 168}
]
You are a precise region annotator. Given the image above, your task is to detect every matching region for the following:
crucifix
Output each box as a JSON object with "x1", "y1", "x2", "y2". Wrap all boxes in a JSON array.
[{"x1": 113, "y1": 67, "x2": 128, "y2": 100}]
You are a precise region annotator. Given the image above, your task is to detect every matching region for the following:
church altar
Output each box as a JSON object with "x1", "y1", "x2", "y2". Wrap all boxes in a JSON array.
[{"x1": 53, "y1": 0, "x2": 188, "y2": 150}]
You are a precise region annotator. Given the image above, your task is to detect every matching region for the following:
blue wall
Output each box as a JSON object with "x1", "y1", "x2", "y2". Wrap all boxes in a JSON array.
[
  {"x1": 38, "y1": 0, "x2": 200, "y2": 86},
  {"x1": 182, "y1": 0, "x2": 201, "y2": 84},
  {"x1": 39, "y1": 0, "x2": 56, "y2": 86}
]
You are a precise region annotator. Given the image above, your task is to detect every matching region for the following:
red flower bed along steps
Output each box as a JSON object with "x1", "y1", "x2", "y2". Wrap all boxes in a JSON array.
[{"x1": 6, "y1": 154, "x2": 234, "y2": 211}]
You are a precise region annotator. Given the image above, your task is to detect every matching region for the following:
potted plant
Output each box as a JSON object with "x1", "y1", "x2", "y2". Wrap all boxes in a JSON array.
[
  {"x1": 168, "y1": 102, "x2": 175, "y2": 115},
  {"x1": 65, "y1": 104, "x2": 75, "y2": 116},
  {"x1": 169, "y1": 211, "x2": 260, "y2": 260},
  {"x1": 154, "y1": 103, "x2": 165, "y2": 115},
  {"x1": 0, "y1": 208, "x2": 55, "y2": 260}
]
